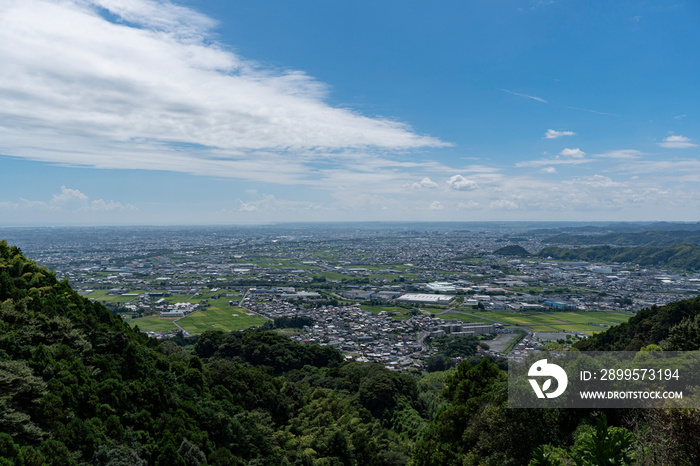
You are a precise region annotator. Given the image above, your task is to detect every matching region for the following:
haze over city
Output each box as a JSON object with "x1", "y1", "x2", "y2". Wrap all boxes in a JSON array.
[{"x1": 1, "y1": 0, "x2": 698, "y2": 225}]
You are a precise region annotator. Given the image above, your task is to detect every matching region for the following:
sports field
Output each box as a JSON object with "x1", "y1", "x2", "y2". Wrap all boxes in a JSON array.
[
  {"x1": 178, "y1": 306, "x2": 268, "y2": 334},
  {"x1": 129, "y1": 315, "x2": 179, "y2": 333},
  {"x1": 359, "y1": 304, "x2": 416, "y2": 319},
  {"x1": 85, "y1": 289, "x2": 143, "y2": 304},
  {"x1": 130, "y1": 299, "x2": 267, "y2": 335}
]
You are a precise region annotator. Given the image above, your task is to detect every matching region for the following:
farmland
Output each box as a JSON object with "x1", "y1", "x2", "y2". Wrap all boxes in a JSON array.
[
  {"x1": 446, "y1": 309, "x2": 633, "y2": 335},
  {"x1": 178, "y1": 307, "x2": 268, "y2": 334}
]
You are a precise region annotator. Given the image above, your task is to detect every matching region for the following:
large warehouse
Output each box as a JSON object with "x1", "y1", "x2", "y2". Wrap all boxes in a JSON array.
[{"x1": 396, "y1": 293, "x2": 456, "y2": 305}]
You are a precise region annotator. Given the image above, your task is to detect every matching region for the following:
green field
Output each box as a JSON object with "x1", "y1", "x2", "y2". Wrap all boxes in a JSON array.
[
  {"x1": 436, "y1": 312, "x2": 491, "y2": 323},
  {"x1": 129, "y1": 316, "x2": 180, "y2": 333},
  {"x1": 178, "y1": 307, "x2": 268, "y2": 334},
  {"x1": 359, "y1": 304, "x2": 417, "y2": 320},
  {"x1": 203, "y1": 295, "x2": 241, "y2": 308},
  {"x1": 443, "y1": 309, "x2": 632, "y2": 335},
  {"x1": 163, "y1": 293, "x2": 197, "y2": 303},
  {"x1": 87, "y1": 290, "x2": 141, "y2": 304},
  {"x1": 368, "y1": 273, "x2": 419, "y2": 281}
]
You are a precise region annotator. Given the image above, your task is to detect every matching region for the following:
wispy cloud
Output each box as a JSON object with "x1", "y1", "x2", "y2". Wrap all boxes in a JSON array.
[
  {"x1": 0, "y1": 186, "x2": 137, "y2": 212},
  {"x1": 490, "y1": 199, "x2": 519, "y2": 210},
  {"x1": 564, "y1": 175, "x2": 621, "y2": 188},
  {"x1": 544, "y1": 129, "x2": 575, "y2": 139},
  {"x1": 237, "y1": 194, "x2": 321, "y2": 213},
  {"x1": 658, "y1": 135, "x2": 697, "y2": 149},
  {"x1": 0, "y1": 0, "x2": 448, "y2": 186},
  {"x1": 516, "y1": 157, "x2": 592, "y2": 168},
  {"x1": 566, "y1": 106, "x2": 620, "y2": 117},
  {"x1": 531, "y1": 0, "x2": 559, "y2": 8},
  {"x1": 500, "y1": 89, "x2": 548, "y2": 103},
  {"x1": 611, "y1": 159, "x2": 700, "y2": 179},
  {"x1": 594, "y1": 149, "x2": 643, "y2": 159},
  {"x1": 429, "y1": 201, "x2": 444, "y2": 211},
  {"x1": 457, "y1": 200, "x2": 479, "y2": 209}
]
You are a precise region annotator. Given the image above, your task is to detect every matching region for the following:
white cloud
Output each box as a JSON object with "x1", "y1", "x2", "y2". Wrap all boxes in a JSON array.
[
  {"x1": 429, "y1": 201, "x2": 444, "y2": 211},
  {"x1": 411, "y1": 177, "x2": 439, "y2": 189},
  {"x1": 594, "y1": 149, "x2": 643, "y2": 159},
  {"x1": 490, "y1": 199, "x2": 518, "y2": 210},
  {"x1": 516, "y1": 158, "x2": 592, "y2": 168},
  {"x1": 564, "y1": 175, "x2": 621, "y2": 188},
  {"x1": 559, "y1": 148, "x2": 586, "y2": 158},
  {"x1": 500, "y1": 89, "x2": 548, "y2": 103},
  {"x1": 610, "y1": 159, "x2": 700, "y2": 181},
  {"x1": 239, "y1": 202, "x2": 258, "y2": 212},
  {"x1": 458, "y1": 200, "x2": 479, "y2": 209},
  {"x1": 0, "y1": 0, "x2": 448, "y2": 185},
  {"x1": 51, "y1": 186, "x2": 88, "y2": 205},
  {"x1": 565, "y1": 106, "x2": 620, "y2": 117},
  {"x1": 86, "y1": 199, "x2": 138, "y2": 211},
  {"x1": 447, "y1": 175, "x2": 479, "y2": 191},
  {"x1": 541, "y1": 167, "x2": 556, "y2": 173},
  {"x1": 237, "y1": 194, "x2": 322, "y2": 213},
  {"x1": 0, "y1": 186, "x2": 137, "y2": 212},
  {"x1": 544, "y1": 129, "x2": 575, "y2": 139},
  {"x1": 90, "y1": 0, "x2": 217, "y2": 39},
  {"x1": 658, "y1": 135, "x2": 697, "y2": 149}
]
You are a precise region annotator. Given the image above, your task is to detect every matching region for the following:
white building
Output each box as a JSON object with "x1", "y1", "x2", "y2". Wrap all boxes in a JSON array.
[{"x1": 397, "y1": 293, "x2": 456, "y2": 305}]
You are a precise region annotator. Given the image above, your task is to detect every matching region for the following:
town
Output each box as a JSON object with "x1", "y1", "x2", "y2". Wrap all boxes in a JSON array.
[{"x1": 3, "y1": 223, "x2": 698, "y2": 369}]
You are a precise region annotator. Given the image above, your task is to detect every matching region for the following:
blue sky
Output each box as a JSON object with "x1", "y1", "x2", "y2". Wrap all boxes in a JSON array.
[{"x1": 0, "y1": 0, "x2": 698, "y2": 225}]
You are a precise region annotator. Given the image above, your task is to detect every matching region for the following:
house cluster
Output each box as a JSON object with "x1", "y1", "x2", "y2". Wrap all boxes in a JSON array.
[{"x1": 246, "y1": 297, "x2": 496, "y2": 370}]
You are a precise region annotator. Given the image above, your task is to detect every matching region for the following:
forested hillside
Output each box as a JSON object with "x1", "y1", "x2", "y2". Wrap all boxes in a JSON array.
[
  {"x1": 537, "y1": 243, "x2": 700, "y2": 270},
  {"x1": 543, "y1": 229, "x2": 700, "y2": 247},
  {"x1": 4, "y1": 240, "x2": 700, "y2": 465},
  {"x1": 493, "y1": 245, "x2": 531, "y2": 256},
  {"x1": 574, "y1": 296, "x2": 700, "y2": 351}
]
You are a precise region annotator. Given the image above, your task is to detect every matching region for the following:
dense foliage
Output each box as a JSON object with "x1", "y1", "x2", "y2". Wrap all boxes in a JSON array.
[
  {"x1": 574, "y1": 296, "x2": 700, "y2": 351},
  {"x1": 493, "y1": 245, "x2": 531, "y2": 256},
  {"x1": 270, "y1": 315, "x2": 315, "y2": 329},
  {"x1": 543, "y1": 229, "x2": 700, "y2": 247},
  {"x1": 429, "y1": 335, "x2": 486, "y2": 358},
  {"x1": 537, "y1": 243, "x2": 700, "y2": 270}
]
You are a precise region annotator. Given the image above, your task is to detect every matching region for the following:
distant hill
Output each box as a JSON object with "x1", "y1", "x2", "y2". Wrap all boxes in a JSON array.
[
  {"x1": 543, "y1": 230, "x2": 700, "y2": 247},
  {"x1": 492, "y1": 245, "x2": 530, "y2": 256},
  {"x1": 533, "y1": 222, "x2": 700, "y2": 236},
  {"x1": 574, "y1": 296, "x2": 700, "y2": 351},
  {"x1": 536, "y1": 243, "x2": 700, "y2": 270}
]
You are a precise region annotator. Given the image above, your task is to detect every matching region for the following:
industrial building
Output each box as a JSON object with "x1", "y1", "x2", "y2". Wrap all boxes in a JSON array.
[{"x1": 396, "y1": 293, "x2": 456, "y2": 305}]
